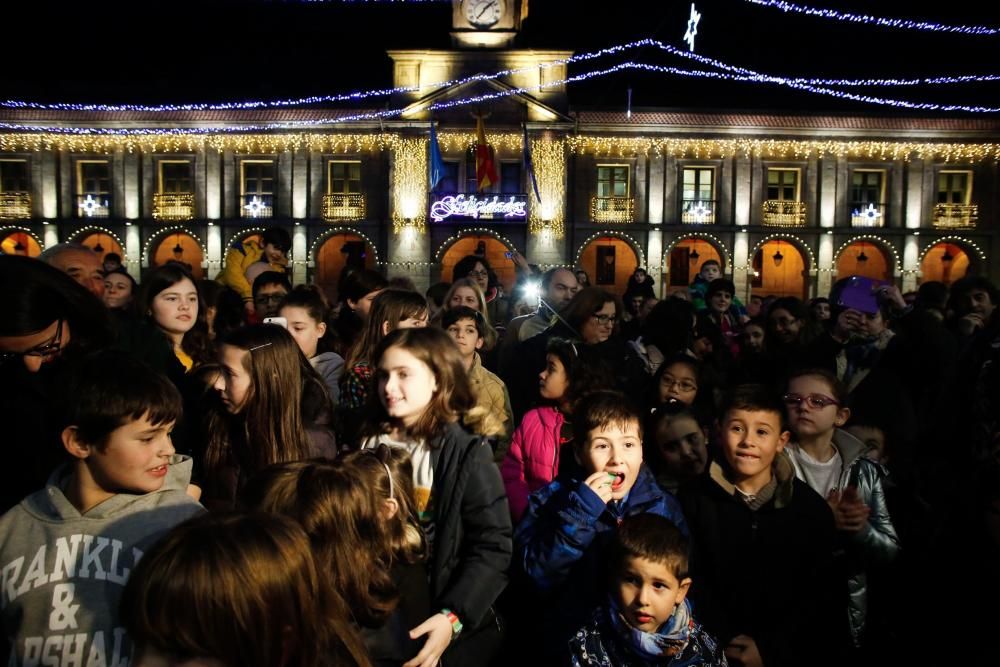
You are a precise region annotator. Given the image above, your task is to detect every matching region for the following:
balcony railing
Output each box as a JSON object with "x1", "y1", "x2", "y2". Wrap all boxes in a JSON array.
[
  {"x1": 590, "y1": 196, "x2": 634, "y2": 223},
  {"x1": 681, "y1": 199, "x2": 716, "y2": 224},
  {"x1": 761, "y1": 199, "x2": 806, "y2": 227},
  {"x1": 76, "y1": 194, "x2": 112, "y2": 219},
  {"x1": 241, "y1": 194, "x2": 274, "y2": 219},
  {"x1": 0, "y1": 191, "x2": 31, "y2": 219},
  {"x1": 933, "y1": 203, "x2": 978, "y2": 229},
  {"x1": 153, "y1": 193, "x2": 195, "y2": 221},
  {"x1": 850, "y1": 202, "x2": 886, "y2": 228},
  {"x1": 322, "y1": 193, "x2": 366, "y2": 222}
]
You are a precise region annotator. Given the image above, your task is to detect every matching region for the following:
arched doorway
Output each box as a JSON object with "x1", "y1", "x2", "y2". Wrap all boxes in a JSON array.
[
  {"x1": 315, "y1": 232, "x2": 376, "y2": 300},
  {"x1": 77, "y1": 231, "x2": 124, "y2": 263},
  {"x1": 578, "y1": 235, "x2": 640, "y2": 296},
  {"x1": 151, "y1": 231, "x2": 205, "y2": 279},
  {"x1": 920, "y1": 242, "x2": 971, "y2": 286},
  {"x1": 665, "y1": 238, "x2": 724, "y2": 295},
  {"x1": 751, "y1": 240, "x2": 808, "y2": 299},
  {"x1": 0, "y1": 230, "x2": 41, "y2": 257},
  {"x1": 440, "y1": 234, "x2": 517, "y2": 293},
  {"x1": 835, "y1": 241, "x2": 892, "y2": 282}
]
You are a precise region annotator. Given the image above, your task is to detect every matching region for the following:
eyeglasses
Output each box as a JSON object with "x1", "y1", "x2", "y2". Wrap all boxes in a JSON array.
[
  {"x1": 254, "y1": 294, "x2": 286, "y2": 305},
  {"x1": 782, "y1": 393, "x2": 840, "y2": 409},
  {"x1": 0, "y1": 319, "x2": 64, "y2": 366},
  {"x1": 661, "y1": 376, "x2": 698, "y2": 393},
  {"x1": 591, "y1": 313, "x2": 618, "y2": 325},
  {"x1": 467, "y1": 270, "x2": 489, "y2": 279}
]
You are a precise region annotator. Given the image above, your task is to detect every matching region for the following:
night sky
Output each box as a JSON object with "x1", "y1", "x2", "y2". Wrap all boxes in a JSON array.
[{"x1": 6, "y1": 0, "x2": 1000, "y2": 116}]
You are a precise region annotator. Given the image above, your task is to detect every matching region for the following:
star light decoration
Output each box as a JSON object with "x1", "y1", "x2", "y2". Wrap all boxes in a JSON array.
[
  {"x1": 690, "y1": 201, "x2": 711, "y2": 224},
  {"x1": 244, "y1": 196, "x2": 265, "y2": 218},
  {"x1": 80, "y1": 194, "x2": 100, "y2": 217},
  {"x1": 684, "y1": 3, "x2": 702, "y2": 52},
  {"x1": 853, "y1": 203, "x2": 882, "y2": 226}
]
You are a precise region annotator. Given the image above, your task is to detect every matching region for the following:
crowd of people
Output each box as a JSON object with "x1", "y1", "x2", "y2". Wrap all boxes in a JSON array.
[{"x1": 0, "y1": 226, "x2": 998, "y2": 666}]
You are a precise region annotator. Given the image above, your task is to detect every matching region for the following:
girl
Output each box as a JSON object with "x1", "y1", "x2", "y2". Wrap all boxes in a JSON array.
[
  {"x1": 452, "y1": 254, "x2": 509, "y2": 326},
  {"x1": 121, "y1": 512, "x2": 370, "y2": 667},
  {"x1": 783, "y1": 368, "x2": 900, "y2": 648},
  {"x1": 652, "y1": 355, "x2": 702, "y2": 408},
  {"x1": 341, "y1": 289, "x2": 429, "y2": 412},
  {"x1": 280, "y1": 284, "x2": 345, "y2": 404},
  {"x1": 362, "y1": 327, "x2": 511, "y2": 667},
  {"x1": 645, "y1": 402, "x2": 710, "y2": 493},
  {"x1": 333, "y1": 268, "x2": 389, "y2": 354},
  {"x1": 500, "y1": 338, "x2": 612, "y2": 521},
  {"x1": 205, "y1": 324, "x2": 336, "y2": 507},
  {"x1": 138, "y1": 264, "x2": 213, "y2": 373},
  {"x1": 102, "y1": 267, "x2": 136, "y2": 313}
]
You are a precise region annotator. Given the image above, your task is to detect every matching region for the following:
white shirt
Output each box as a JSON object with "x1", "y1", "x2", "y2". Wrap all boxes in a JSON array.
[{"x1": 789, "y1": 443, "x2": 842, "y2": 498}]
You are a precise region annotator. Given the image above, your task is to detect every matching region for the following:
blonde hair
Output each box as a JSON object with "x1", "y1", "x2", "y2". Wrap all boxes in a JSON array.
[{"x1": 440, "y1": 279, "x2": 498, "y2": 350}]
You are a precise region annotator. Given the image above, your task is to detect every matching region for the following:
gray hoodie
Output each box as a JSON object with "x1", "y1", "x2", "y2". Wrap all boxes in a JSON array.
[
  {"x1": 0, "y1": 456, "x2": 203, "y2": 666},
  {"x1": 311, "y1": 351, "x2": 345, "y2": 405}
]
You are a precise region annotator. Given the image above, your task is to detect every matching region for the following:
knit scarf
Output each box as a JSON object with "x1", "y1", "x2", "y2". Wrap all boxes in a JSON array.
[{"x1": 607, "y1": 595, "x2": 694, "y2": 662}]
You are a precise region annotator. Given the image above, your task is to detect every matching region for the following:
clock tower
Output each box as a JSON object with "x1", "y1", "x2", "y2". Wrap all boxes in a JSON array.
[{"x1": 451, "y1": 0, "x2": 528, "y2": 48}]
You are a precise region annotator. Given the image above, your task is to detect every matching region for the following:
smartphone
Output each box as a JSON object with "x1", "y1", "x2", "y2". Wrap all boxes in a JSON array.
[
  {"x1": 836, "y1": 276, "x2": 883, "y2": 315},
  {"x1": 263, "y1": 316, "x2": 288, "y2": 329}
]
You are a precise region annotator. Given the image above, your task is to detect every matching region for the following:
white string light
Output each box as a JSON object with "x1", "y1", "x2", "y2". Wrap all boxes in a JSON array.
[{"x1": 742, "y1": 0, "x2": 1000, "y2": 36}]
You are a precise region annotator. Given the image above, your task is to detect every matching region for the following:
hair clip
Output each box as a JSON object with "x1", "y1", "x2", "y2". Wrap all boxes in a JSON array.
[
  {"x1": 248, "y1": 342, "x2": 273, "y2": 352},
  {"x1": 570, "y1": 342, "x2": 578, "y2": 357}
]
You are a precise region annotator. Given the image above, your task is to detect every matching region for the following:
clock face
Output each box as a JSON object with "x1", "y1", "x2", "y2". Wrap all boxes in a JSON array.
[{"x1": 464, "y1": 0, "x2": 504, "y2": 28}]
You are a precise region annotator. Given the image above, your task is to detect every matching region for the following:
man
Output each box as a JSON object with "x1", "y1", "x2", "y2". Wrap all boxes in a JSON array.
[
  {"x1": 38, "y1": 242, "x2": 105, "y2": 299},
  {"x1": 252, "y1": 271, "x2": 292, "y2": 321},
  {"x1": 504, "y1": 267, "x2": 578, "y2": 344}
]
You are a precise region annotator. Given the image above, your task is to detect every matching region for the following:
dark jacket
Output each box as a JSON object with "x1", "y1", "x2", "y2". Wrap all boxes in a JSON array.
[
  {"x1": 679, "y1": 455, "x2": 847, "y2": 667},
  {"x1": 427, "y1": 422, "x2": 512, "y2": 663},
  {"x1": 515, "y1": 465, "x2": 687, "y2": 659}
]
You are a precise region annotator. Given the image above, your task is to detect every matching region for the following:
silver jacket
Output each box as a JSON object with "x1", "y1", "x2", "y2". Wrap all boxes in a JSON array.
[{"x1": 789, "y1": 429, "x2": 900, "y2": 645}]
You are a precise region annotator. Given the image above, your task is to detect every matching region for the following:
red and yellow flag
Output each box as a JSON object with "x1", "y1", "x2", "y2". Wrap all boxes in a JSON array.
[{"x1": 475, "y1": 115, "x2": 499, "y2": 192}]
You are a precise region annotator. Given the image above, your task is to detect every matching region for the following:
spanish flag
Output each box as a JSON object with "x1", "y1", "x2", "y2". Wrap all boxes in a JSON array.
[{"x1": 475, "y1": 115, "x2": 499, "y2": 192}]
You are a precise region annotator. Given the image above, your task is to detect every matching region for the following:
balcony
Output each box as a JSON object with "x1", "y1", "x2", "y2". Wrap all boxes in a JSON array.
[
  {"x1": 761, "y1": 199, "x2": 806, "y2": 227},
  {"x1": 241, "y1": 194, "x2": 274, "y2": 219},
  {"x1": 76, "y1": 194, "x2": 112, "y2": 219},
  {"x1": 850, "y1": 202, "x2": 886, "y2": 228},
  {"x1": 153, "y1": 193, "x2": 194, "y2": 221},
  {"x1": 681, "y1": 199, "x2": 716, "y2": 225},
  {"x1": 322, "y1": 193, "x2": 366, "y2": 222},
  {"x1": 590, "y1": 196, "x2": 634, "y2": 224},
  {"x1": 933, "y1": 203, "x2": 978, "y2": 230},
  {"x1": 0, "y1": 192, "x2": 31, "y2": 219}
]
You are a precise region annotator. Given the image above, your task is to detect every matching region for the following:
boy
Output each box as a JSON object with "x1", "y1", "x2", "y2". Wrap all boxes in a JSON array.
[
  {"x1": 515, "y1": 391, "x2": 687, "y2": 662},
  {"x1": 570, "y1": 513, "x2": 726, "y2": 666},
  {"x1": 705, "y1": 278, "x2": 742, "y2": 358},
  {"x1": 443, "y1": 306, "x2": 513, "y2": 461},
  {"x1": 688, "y1": 260, "x2": 747, "y2": 322},
  {"x1": 217, "y1": 227, "x2": 291, "y2": 313},
  {"x1": 679, "y1": 385, "x2": 846, "y2": 667},
  {"x1": 0, "y1": 350, "x2": 203, "y2": 665}
]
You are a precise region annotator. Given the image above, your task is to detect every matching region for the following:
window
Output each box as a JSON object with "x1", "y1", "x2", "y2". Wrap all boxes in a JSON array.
[
  {"x1": 0, "y1": 160, "x2": 29, "y2": 192},
  {"x1": 439, "y1": 161, "x2": 460, "y2": 193},
  {"x1": 937, "y1": 171, "x2": 971, "y2": 204},
  {"x1": 851, "y1": 171, "x2": 883, "y2": 205},
  {"x1": 242, "y1": 161, "x2": 274, "y2": 196},
  {"x1": 766, "y1": 168, "x2": 799, "y2": 201},
  {"x1": 597, "y1": 165, "x2": 629, "y2": 198},
  {"x1": 159, "y1": 162, "x2": 192, "y2": 193},
  {"x1": 78, "y1": 161, "x2": 111, "y2": 195},
  {"x1": 500, "y1": 163, "x2": 521, "y2": 194},
  {"x1": 328, "y1": 161, "x2": 362, "y2": 194},
  {"x1": 683, "y1": 167, "x2": 713, "y2": 202}
]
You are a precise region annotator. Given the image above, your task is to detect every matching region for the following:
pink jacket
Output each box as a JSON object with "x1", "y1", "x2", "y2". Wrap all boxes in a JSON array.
[{"x1": 501, "y1": 406, "x2": 565, "y2": 523}]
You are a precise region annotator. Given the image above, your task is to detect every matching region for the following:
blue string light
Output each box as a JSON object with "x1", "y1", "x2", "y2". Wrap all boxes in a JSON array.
[{"x1": 742, "y1": 0, "x2": 1000, "y2": 36}]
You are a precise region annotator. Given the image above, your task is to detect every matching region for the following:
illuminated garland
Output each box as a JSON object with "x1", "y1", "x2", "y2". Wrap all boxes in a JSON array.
[
  {"x1": 742, "y1": 0, "x2": 999, "y2": 35},
  {"x1": 391, "y1": 137, "x2": 428, "y2": 234},
  {"x1": 834, "y1": 235, "x2": 901, "y2": 272},
  {"x1": 662, "y1": 233, "x2": 731, "y2": 272},
  {"x1": 917, "y1": 235, "x2": 987, "y2": 262},
  {"x1": 573, "y1": 230, "x2": 647, "y2": 270},
  {"x1": 69, "y1": 226, "x2": 127, "y2": 257},
  {"x1": 740, "y1": 234, "x2": 817, "y2": 273},
  {"x1": 142, "y1": 226, "x2": 207, "y2": 265},
  {"x1": 308, "y1": 226, "x2": 381, "y2": 266},
  {"x1": 528, "y1": 137, "x2": 566, "y2": 237},
  {"x1": 432, "y1": 228, "x2": 521, "y2": 262}
]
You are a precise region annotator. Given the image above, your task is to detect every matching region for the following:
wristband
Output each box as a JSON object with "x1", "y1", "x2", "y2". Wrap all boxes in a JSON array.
[{"x1": 441, "y1": 608, "x2": 463, "y2": 638}]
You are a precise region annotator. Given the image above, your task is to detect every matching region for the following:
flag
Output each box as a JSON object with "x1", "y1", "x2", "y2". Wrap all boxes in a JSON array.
[
  {"x1": 475, "y1": 115, "x2": 498, "y2": 192},
  {"x1": 429, "y1": 122, "x2": 445, "y2": 192},
  {"x1": 523, "y1": 125, "x2": 541, "y2": 203}
]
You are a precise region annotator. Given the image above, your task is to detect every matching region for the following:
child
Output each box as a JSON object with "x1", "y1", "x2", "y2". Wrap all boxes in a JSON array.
[
  {"x1": 361, "y1": 327, "x2": 511, "y2": 666},
  {"x1": 216, "y1": 226, "x2": 291, "y2": 314},
  {"x1": 653, "y1": 355, "x2": 702, "y2": 408},
  {"x1": 121, "y1": 512, "x2": 370, "y2": 667},
  {"x1": 501, "y1": 338, "x2": 613, "y2": 521},
  {"x1": 679, "y1": 384, "x2": 846, "y2": 667},
  {"x1": 783, "y1": 368, "x2": 900, "y2": 648},
  {"x1": 570, "y1": 513, "x2": 726, "y2": 666},
  {"x1": 688, "y1": 260, "x2": 747, "y2": 321},
  {"x1": 515, "y1": 391, "x2": 687, "y2": 662},
  {"x1": 205, "y1": 324, "x2": 336, "y2": 507},
  {"x1": 280, "y1": 284, "x2": 345, "y2": 404},
  {"x1": 136, "y1": 263, "x2": 214, "y2": 373},
  {"x1": 0, "y1": 350, "x2": 203, "y2": 665},
  {"x1": 242, "y1": 453, "x2": 429, "y2": 667},
  {"x1": 646, "y1": 403, "x2": 710, "y2": 494},
  {"x1": 442, "y1": 306, "x2": 512, "y2": 460},
  {"x1": 704, "y1": 278, "x2": 742, "y2": 359}
]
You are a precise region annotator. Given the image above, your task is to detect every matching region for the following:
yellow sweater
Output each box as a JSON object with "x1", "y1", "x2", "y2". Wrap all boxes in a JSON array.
[{"x1": 216, "y1": 238, "x2": 287, "y2": 301}]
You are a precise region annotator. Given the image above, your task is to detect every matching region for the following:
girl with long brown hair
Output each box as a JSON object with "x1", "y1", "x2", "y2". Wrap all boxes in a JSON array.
[
  {"x1": 137, "y1": 263, "x2": 214, "y2": 373},
  {"x1": 361, "y1": 327, "x2": 511, "y2": 667},
  {"x1": 121, "y1": 512, "x2": 371, "y2": 667},
  {"x1": 204, "y1": 324, "x2": 336, "y2": 506}
]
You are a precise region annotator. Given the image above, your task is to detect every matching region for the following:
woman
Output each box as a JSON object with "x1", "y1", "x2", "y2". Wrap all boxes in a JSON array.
[{"x1": 452, "y1": 255, "x2": 510, "y2": 328}]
